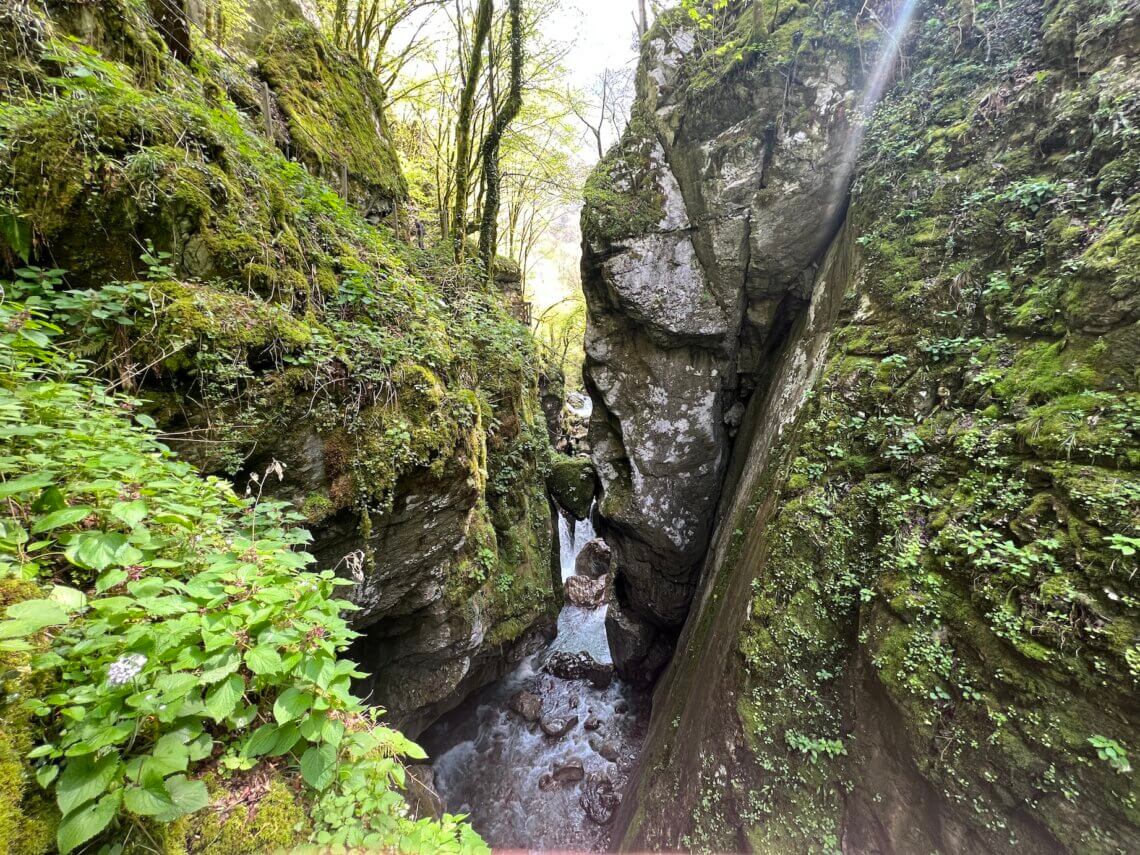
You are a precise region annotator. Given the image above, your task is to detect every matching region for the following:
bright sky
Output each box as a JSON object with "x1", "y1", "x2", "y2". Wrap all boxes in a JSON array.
[{"x1": 522, "y1": 1, "x2": 641, "y2": 313}]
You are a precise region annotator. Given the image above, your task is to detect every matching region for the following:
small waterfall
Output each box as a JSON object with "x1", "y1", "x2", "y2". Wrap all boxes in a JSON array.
[{"x1": 422, "y1": 503, "x2": 646, "y2": 851}]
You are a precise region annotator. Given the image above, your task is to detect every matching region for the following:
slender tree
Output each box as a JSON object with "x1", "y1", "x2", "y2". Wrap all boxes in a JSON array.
[
  {"x1": 450, "y1": 0, "x2": 494, "y2": 259},
  {"x1": 477, "y1": 0, "x2": 523, "y2": 276}
]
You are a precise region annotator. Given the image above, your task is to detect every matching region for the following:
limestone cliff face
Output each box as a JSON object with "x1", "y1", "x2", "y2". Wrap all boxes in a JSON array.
[
  {"x1": 582, "y1": 0, "x2": 861, "y2": 683},
  {"x1": 0, "y1": 0, "x2": 557, "y2": 736},
  {"x1": 585, "y1": 0, "x2": 1140, "y2": 851}
]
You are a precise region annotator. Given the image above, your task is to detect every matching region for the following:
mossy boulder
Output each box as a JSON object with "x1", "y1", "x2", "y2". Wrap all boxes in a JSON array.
[
  {"x1": 547, "y1": 454, "x2": 597, "y2": 520},
  {"x1": 257, "y1": 22, "x2": 406, "y2": 213}
]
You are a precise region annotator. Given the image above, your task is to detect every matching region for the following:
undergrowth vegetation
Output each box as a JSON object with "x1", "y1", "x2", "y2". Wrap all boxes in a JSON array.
[{"x1": 0, "y1": 301, "x2": 488, "y2": 852}]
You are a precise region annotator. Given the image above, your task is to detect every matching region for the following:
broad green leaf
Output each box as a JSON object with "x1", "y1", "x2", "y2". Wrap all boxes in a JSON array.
[
  {"x1": 95, "y1": 569, "x2": 129, "y2": 593},
  {"x1": 32, "y1": 506, "x2": 93, "y2": 533},
  {"x1": 123, "y1": 778, "x2": 175, "y2": 816},
  {"x1": 199, "y1": 649, "x2": 240, "y2": 683},
  {"x1": 65, "y1": 531, "x2": 128, "y2": 571},
  {"x1": 204, "y1": 673, "x2": 244, "y2": 722},
  {"x1": 0, "y1": 472, "x2": 53, "y2": 498},
  {"x1": 300, "y1": 743, "x2": 337, "y2": 790},
  {"x1": 49, "y1": 585, "x2": 87, "y2": 611},
  {"x1": 57, "y1": 791, "x2": 120, "y2": 854},
  {"x1": 110, "y1": 499, "x2": 148, "y2": 527},
  {"x1": 244, "y1": 645, "x2": 283, "y2": 675},
  {"x1": 57, "y1": 753, "x2": 121, "y2": 816},
  {"x1": 4, "y1": 599, "x2": 68, "y2": 633},
  {"x1": 142, "y1": 733, "x2": 189, "y2": 777},
  {"x1": 243, "y1": 723, "x2": 279, "y2": 758},
  {"x1": 152, "y1": 774, "x2": 209, "y2": 822},
  {"x1": 272, "y1": 687, "x2": 312, "y2": 724}
]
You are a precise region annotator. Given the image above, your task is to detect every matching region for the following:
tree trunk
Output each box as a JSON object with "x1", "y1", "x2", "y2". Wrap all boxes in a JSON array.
[
  {"x1": 477, "y1": 0, "x2": 523, "y2": 279},
  {"x1": 450, "y1": 0, "x2": 494, "y2": 260}
]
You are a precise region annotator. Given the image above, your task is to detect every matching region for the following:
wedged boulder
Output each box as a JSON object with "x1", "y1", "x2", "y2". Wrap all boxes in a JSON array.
[
  {"x1": 508, "y1": 690, "x2": 542, "y2": 722},
  {"x1": 545, "y1": 651, "x2": 613, "y2": 689},
  {"x1": 574, "y1": 538, "x2": 611, "y2": 579},
  {"x1": 564, "y1": 574, "x2": 606, "y2": 608},
  {"x1": 547, "y1": 453, "x2": 597, "y2": 520}
]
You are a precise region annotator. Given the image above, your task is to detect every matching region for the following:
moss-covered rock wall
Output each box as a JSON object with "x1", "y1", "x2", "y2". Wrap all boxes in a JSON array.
[
  {"x1": 0, "y1": 0, "x2": 557, "y2": 737},
  {"x1": 592, "y1": 0, "x2": 1139, "y2": 851}
]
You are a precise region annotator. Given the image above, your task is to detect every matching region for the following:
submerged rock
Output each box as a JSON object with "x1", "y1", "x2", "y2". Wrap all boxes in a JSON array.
[
  {"x1": 540, "y1": 714, "x2": 579, "y2": 739},
  {"x1": 589, "y1": 736, "x2": 620, "y2": 762},
  {"x1": 508, "y1": 690, "x2": 542, "y2": 723},
  {"x1": 551, "y1": 759, "x2": 585, "y2": 784},
  {"x1": 580, "y1": 773, "x2": 620, "y2": 825},
  {"x1": 564, "y1": 574, "x2": 606, "y2": 608},
  {"x1": 574, "y1": 537, "x2": 611, "y2": 579},
  {"x1": 545, "y1": 651, "x2": 613, "y2": 689}
]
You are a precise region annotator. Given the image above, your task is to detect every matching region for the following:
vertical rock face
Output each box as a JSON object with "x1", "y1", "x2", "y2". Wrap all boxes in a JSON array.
[
  {"x1": 0, "y1": 0, "x2": 558, "y2": 737},
  {"x1": 595, "y1": 0, "x2": 1140, "y2": 852},
  {"x1": 581, "y1": 2, "x2": 861, "y2": 682}
]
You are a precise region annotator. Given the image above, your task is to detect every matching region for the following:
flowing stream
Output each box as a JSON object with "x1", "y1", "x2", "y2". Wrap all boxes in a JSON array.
[{"x1": 421, "y1": 509, "x2": 649, "y2": 851}]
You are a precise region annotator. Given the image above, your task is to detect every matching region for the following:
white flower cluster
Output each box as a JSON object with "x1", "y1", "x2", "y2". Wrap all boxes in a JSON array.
[{"x1": 107, "y1": 653, "x2": 147, "y2": 686}]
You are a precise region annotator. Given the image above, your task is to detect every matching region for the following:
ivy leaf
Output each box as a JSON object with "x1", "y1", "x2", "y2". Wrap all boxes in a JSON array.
[
  {"x1": 31, "y1": 506, "x2": 93, "y2": 533},
  {"x1": 57, "y1": 791, "x2": 121, "y2": 854},
  {"x1": 57, "y1": 753, "x2": 121, "y2": 818},
  {"x1": 272, "y1": 687, "x2": 312, "y2": 724},
  {"x1": 204, "y1": 673, "x2": 244, "y2": 722},
  {"x1": 300, "y1": 743, "x2": 337, "y2": 791}
]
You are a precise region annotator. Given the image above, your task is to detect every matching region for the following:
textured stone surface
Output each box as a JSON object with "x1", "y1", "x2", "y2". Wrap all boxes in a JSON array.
[
  {"x1": 607, "y1": 0, "x2": 1140, "y2": 852},
  {"x1": 581, "y1": 0, "x2": 859, "y2": 681}
]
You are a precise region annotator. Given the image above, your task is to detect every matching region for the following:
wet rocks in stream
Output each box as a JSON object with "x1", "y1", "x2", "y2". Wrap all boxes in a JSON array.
[
  {"x1": 580, "y1": 773, "x2": 620, "y2": 825},
  {"x1": 508, "y1": 690, "x2": 542, "y2": 722},
  {"x1": 546, "y1": 651, "x2": 613, "y2": 688},
  {"x1": 540, "y1": 714, "x2": 579, "y2": 738},
  {"x1": 564, "y1": 574, "x2": 606, "y2": 608},
  {"x1": 574, "y1": 538, "x2": 611, "y2": 579}
]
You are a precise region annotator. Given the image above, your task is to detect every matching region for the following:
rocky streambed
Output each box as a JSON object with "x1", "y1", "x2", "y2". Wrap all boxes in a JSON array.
[{"x1": 420, "y1": 510, "x2": 649, "y2": 850}]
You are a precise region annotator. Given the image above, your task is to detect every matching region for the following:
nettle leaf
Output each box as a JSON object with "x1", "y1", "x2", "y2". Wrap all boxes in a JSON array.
[
  {"x1": 31, "y1": 505, "x2": 93, "y2": 533},
  {"x1": 57, "y1": 790, "x2": 121, "y2": 854},
  {"x1": 204, "y1": 673, "x2": 244, "y2": 722},
  {"x1": 243, "y1": 723, "x2": 280, "y2": 758},
  {"x1": 57, "y1": 753, "x2": 121, "y2": 817},
  {"x1": 151, "y1": 774, "x2": 209, "y2": 822},
  {"x1": 273, "y1": 687, "x2": 313, "y2": 724},
  {"x1": 300, "y1": 742, "x2": 338, "y2": 791},
  {"x1": 244, "y1": 645, "x2": 283, "y2": 675}
]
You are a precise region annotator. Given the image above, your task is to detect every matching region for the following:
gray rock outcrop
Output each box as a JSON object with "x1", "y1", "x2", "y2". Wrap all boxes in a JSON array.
[{"x1": 581, "y1": 9, "x2": 858, "y2": 682}]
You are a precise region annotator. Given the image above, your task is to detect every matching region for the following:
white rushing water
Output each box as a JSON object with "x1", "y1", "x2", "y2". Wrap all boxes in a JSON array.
[{"x1": 423, "y1": 505, "x2": 647, "y2": 851}]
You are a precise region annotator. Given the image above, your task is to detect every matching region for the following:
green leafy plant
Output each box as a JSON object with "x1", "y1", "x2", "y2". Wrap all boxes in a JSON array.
[
  {"x1": 0, "y1": 299, "x2": 487, "y2": 853},
  {"x1": 1088, "y1": 735, "x2": 1131, "y2": 774}
]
